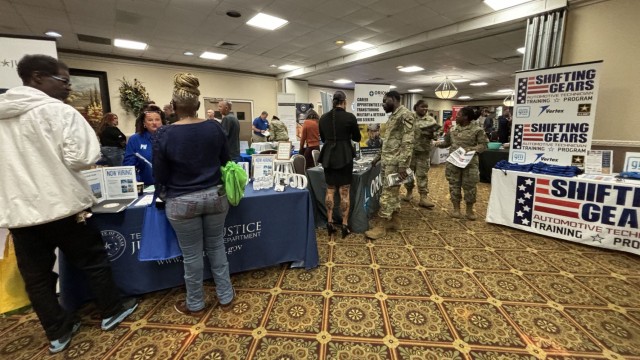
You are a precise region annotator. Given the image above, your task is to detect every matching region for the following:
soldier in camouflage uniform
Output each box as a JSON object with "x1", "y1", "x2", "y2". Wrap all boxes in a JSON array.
[
  {"x1": 269, "y1": 115, "x2": 289, "y2": 142},
  {"x1": 403, "y1": 100, "x2": 440, "y2": 208},
  {"x1": 436, "y1": 106, "x2": 488, "y2": 220},
  {"x1": 365, "y1": 91, "x2": 415, "y2": 239}
]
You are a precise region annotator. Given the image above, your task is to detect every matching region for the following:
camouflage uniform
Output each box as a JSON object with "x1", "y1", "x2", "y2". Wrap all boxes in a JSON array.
[
  {"x1": 378, "y1": 105, "x2": 415, "y2": 219},
  {"x1": 404, "y1": 114, "x2": 440, "y2": 199},
  {"x1": 269, "y1": 119, "x2": 289, "y2": 142},
  {"x1": 438, "y1": 122, "x2": 488, "y2": 204}
]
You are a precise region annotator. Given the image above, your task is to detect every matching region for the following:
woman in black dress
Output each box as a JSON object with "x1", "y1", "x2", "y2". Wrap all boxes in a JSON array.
[
  {"x1": 318, "y1": 91, "x2": 362, "y2": 238},
  {"x1": 97, "y1": 112, "x2": 126, "y2": 166}
]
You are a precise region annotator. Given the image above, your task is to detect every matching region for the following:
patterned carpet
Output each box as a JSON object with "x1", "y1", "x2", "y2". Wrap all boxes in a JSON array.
[{"x1": 2, "y1": 164, "x2": 640, "y2": 359}]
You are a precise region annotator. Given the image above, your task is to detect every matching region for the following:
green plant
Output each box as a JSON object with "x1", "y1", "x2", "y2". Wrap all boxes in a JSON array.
[{"x1": 118, "y1": 78, "x2": 150, "y2": 115}]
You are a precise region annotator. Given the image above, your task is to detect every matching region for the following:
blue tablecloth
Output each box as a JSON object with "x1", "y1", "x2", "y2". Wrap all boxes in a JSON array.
[{"x1": 59, "y1": 186, "x2": 318, "y2": 310}]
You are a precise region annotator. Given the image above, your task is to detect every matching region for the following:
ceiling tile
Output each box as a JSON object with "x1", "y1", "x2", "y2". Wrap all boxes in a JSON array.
[{"x1": 368, "y1": 0, "x2": 420, "y2": 15}]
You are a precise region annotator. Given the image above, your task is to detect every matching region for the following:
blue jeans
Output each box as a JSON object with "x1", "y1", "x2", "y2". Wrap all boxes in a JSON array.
[
  {"x1": 101, "y1": 146, "x2": 124, "y2": 167},
  {"x1": 166, "y1": 185, "x2": 233, "y2": 311}
]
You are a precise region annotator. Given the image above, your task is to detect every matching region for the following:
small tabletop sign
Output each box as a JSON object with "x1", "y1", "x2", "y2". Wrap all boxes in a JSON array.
[
  {"x1": 276, "y1": 141, "x2": 292, "y2": 160},
  {"x1": 252, "y1": 154, "x2": 275, "y2": 178}
]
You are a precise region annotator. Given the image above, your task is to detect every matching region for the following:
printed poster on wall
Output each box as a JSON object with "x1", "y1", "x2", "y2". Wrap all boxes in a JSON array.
[{"x1": 509, "y1": 61, "x2": 602, "y2": 166}]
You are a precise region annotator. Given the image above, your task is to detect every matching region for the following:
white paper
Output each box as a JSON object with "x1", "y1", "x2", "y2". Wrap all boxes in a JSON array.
[
  {"x1": 446, "y1": 147, "x2": 476, "y2": 168},
  {"x1": 82, "y1": 166, "x2": 138, "y2": 202},
  {"x1": 252, "y1": 155, "x2": 275, "y2": 178},
  {"x1": 585, "y1": 150, "x2": 612, "y2": 175},
  {"x1": 131, "y1": 194, "x2": 154, "y2": 207}
]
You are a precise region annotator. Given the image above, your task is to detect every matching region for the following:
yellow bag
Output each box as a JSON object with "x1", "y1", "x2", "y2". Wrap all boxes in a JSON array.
[{"x1": 0, "y1": 233, "x2": 30, "y2": 314}]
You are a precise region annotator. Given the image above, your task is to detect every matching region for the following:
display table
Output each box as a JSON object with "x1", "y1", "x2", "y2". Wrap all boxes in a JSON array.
[
  {"x1": 487, "y1": 169, "x2": 640, "y2": 255},
  {"x1": 59, "y1": 186, "x2": 318, "y2": 310},
  {"x1": 479, "y1": 149, "x2": 509, "y2": 183},
  {"x1": 306, "y1": 164, "x2": 381, "y2": 233}
]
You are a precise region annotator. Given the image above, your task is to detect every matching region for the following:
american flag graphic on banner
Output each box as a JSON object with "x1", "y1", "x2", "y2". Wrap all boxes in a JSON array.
[
  {"x1": 517, "y1": 76, "x2": 550, "y2": 104},
  {"x1": 512, "y1": 124, "x2": 544, "y2": 149},
  {"x1": 514, "y1": 176, "x2": 581, "y2": 226}
]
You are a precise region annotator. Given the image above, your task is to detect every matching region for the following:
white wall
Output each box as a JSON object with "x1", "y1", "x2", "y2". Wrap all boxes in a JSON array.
[
  {"x1": 563, "y1": 0, "x2": 640, "y2": 143},
  {"x1": 59, "y1": 53, "x2": 278, "y2": 134}
]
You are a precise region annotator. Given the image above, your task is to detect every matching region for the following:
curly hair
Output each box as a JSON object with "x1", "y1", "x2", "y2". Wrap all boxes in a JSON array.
[{"x1": 135, "y1": 104, "x2": 165, "y2": 134}]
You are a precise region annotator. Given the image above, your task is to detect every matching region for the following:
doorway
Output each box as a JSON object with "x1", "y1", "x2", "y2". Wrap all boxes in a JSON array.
[{"x1": 203, "y1": 98, "x2": 254, "y2": 143}]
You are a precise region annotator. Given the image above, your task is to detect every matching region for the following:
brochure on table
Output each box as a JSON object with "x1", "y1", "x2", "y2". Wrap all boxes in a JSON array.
[
  {"x1": 509, "y1": 61, "x2": 602, "y2": 167},
  {"x1": 252, "y1": 154, "x2": 275, "y2": 178},
  {"x1": 82, "y1": 166, "x2": 138, "y2": 213},
  {"x1": 585, "y1": 150, "x2": 613, "y2": 175}
]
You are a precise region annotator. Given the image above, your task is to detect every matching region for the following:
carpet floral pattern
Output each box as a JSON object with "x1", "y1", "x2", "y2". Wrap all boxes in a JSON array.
[{"x1": 2, "y1": 165, "x2": 640, "y2": 359}]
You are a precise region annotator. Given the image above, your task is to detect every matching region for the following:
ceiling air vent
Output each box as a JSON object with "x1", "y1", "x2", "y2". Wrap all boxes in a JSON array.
[
  {"x1": 216, "y1": 41, "x2": 239, "y2": 49},
  {"x1": 367, "y1": 77, "x2": 385, "y2": 81},
  {"x1": 77, "y1": 34, "x2": 111, "y2": 45}
]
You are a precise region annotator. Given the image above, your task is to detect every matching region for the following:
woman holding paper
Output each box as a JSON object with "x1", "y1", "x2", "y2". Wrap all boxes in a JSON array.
[
  {"x1": 153, "y1": 73, "x2": 235, "y2": 316},
  {"x1": 123, "y1": 105, "x2": 164, "y2": 185},
  {"x1": 436, "y1": 107, "x2": 488, "y2": 220}
]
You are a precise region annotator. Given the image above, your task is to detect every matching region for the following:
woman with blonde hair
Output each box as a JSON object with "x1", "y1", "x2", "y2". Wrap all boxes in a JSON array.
[
  {"x1": 153, "y1": 73, "x2": 235, "y2": 315},
  {"x1": 97, "y1": 112, "x2": 126, "y2": 166}
]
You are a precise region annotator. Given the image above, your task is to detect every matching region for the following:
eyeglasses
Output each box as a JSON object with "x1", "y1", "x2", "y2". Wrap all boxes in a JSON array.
[{"x1": 50, "y1": 75, "x2": 71, "y2": 85}]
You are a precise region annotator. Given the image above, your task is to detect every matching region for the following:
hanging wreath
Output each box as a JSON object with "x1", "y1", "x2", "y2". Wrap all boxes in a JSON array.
[{"x1": 118, "y1": 78, "x2": 150, "y2": 115}]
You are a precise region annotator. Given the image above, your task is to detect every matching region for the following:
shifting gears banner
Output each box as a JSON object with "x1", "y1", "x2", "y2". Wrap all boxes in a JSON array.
[{"x1": 509, "y1": 61, "x2": 603, "y2": 167}]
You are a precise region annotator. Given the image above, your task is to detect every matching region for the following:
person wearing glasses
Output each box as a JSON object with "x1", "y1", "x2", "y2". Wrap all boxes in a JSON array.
[
  {"x1": 0, "y1": 54, "x2": 138, "y2": 354},
  {"x1": 123, "y1": 104, "x2": 164, "y2": 185}
]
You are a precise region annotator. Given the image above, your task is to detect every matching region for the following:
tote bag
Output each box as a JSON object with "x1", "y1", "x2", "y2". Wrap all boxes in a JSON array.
[
  {"x1": 0, "y1": 233, "x2": 30, "y2": 314},
  {"x1": 138, "y1": 195, "x2": 182, "y2": 261}
]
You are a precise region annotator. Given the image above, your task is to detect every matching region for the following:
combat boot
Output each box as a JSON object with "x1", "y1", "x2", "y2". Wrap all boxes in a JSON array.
[
  {"x1": 401, "y1": 190, "x2": 412, "y2": 202},
  {"x1": 450, "y1": 202, "x2": 463, "y2": 219},
  {"x1": 391, "y1": 212, "x2": 402, "y2": 230},
  {"x1": 365, "y1": 218, "x2": 392, "y2": 240},
  {"x1": 466, "y1": 203, "x2": 477, "y2": 220},
  {"x1": 418, "y1": 195, "x2": 435, "y2": 209}
]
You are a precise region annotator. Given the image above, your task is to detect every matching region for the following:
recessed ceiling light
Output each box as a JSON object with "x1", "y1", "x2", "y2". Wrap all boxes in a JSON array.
[
  {"x1": 200, "y1": 51, "x2": 227, "y2": 60},
  {"x1": 517, "y1": 47, "x2": 526, "y2": 54},
  {"x1": 343, "y1": 41, "x2": 374, "y2": 51},
  {"x1": 114, "y1": 38, "x2": 148, "y2": 50},
  {"x1": 45, "y1": 31, "x2": 62, "y2": 38},
  {"x1": 278, "y1": 64, "x2": 299, "y2": 71},
  {"x1": 246, "y1": 13, "x2": 288, "y2": 30},
  {"x1": 183, "y1": 51, "x2": 194, "y2": 56},
  {"x1": 269, "y1": 64, "x2": 277, "y2": 68},
  {"x1": 407, "y1": 88, "x2": 423, "y2": 93},
  {"x1": 497, "y1": 89, "x2": 513, "y2": 93},
  {"x1": 226, "y1": 10, "x2": 241, "y2": 18},
  {"x1": 452, "y1": 79, "x2": 469, "y2": 83},
  {"x1": 335, "y1": 40, "x2": 345, "y2": 46},
  {"x1": 484, "y1": 0, "x2": 531, "y2": 11},
  {"x1": 458, "y1": 96, "x2": 472, "y2": 100},
  {"x1": 398, "y1": 66, "x2": 424, "y2": 73},
  {"x1": 389, "y1": 85, "x2": 397, "y2": 89},
  {"x1": 333, "y1": 79, "x2": 352, "y2": 84},
  {"x1": 470, "y1": 82, "x2": 488, "y2": 86}
]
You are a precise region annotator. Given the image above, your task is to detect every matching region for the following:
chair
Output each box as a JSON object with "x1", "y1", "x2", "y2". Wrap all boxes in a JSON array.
[
  {"x1": 291, "y1": 154, "x2": 306, "y2": 175},
  {"x1": 311, "y1": 149, "x2": 320, "y2": 167},
  {"x1": 259, "y1": 149, "x2": 277, "y2": 154}
]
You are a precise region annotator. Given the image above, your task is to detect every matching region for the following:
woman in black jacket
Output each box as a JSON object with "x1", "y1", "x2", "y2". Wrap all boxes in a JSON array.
[
  {"x1": 318, "y1": 91, "x2": 362, "y2": 238},
  {"x1": 97, "y1": 113, "x2": 126, "y2": 166}
]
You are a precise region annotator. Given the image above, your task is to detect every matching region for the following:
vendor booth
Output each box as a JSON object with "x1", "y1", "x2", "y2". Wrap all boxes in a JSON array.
[
  {"x1": 307, "y1": 163, "x2": 381, "y2": 233},
  {"x1": 59, "y1": 186, "x2": 318, "y2": 310}
]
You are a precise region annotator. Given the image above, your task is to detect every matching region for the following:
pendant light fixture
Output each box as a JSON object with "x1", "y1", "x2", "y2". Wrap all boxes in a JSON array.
[
  {"x1": 434, "y1": 77, "x2": 458, "y2": 99},
  {"x1": 503, "y1": 92, "x2": 515, "y2": 107}
]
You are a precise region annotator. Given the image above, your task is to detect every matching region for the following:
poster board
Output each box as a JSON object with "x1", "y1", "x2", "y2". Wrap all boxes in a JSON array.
[
  {"x1": 510, "y1": 61, "x2": 602, "y2": 166},
  {"x1": 354, "y1": 83, "x2": 388, "y2": 124},
  {"x1": 0, "y1": 35, "x2": 58, "y2": 89},
  {"x1": 252, "y1": 154, "x2": 275, "y2": 178},
  {"x1": 623, "y1": 152, "x2": 640, "y2": 172},
  {"x1": 276, "y1": 142, "x2": 292, "y2": 160},
  {"x1": 82, "y1": 166, "x2": 138, "y2": 213},
  {"x1": 277, "y1": 93, "x2": 297, "y2": 149}
]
